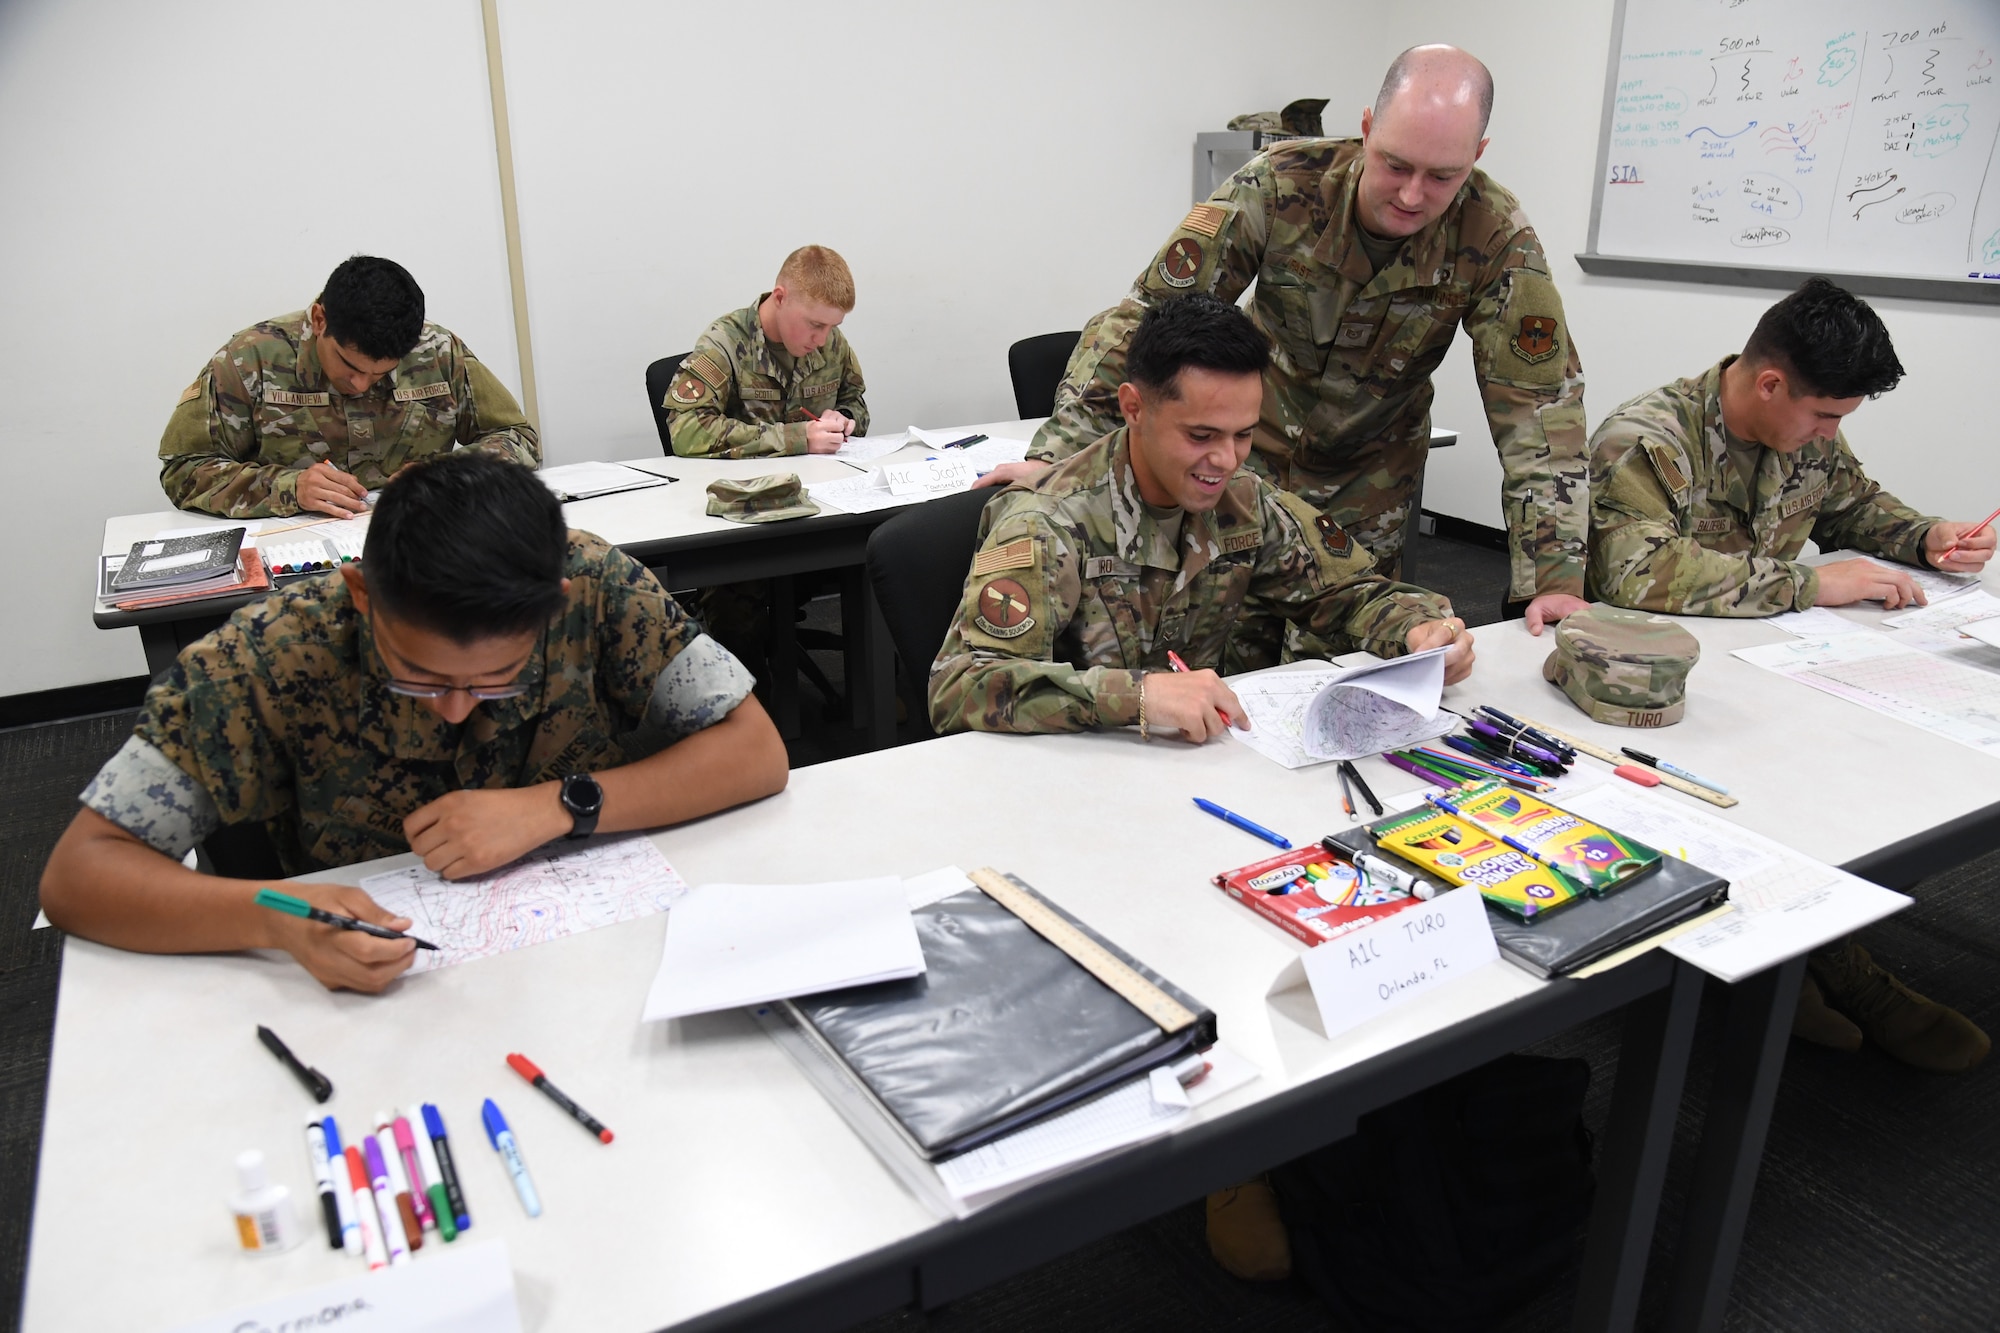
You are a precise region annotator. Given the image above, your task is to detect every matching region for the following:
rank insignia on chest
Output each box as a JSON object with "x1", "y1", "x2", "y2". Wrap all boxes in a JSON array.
[
  {"x1": 668, "y1": 373, "x2": 707, "y2": 405},
  {"x1": 1158, "y1": 237, "x2": 1204, "y2": 289},
  {"x1": 1510, "y1": 315, "x2": 1560, "y2": 364},
  {"x1": 973, "y1": 577, "x2": 1036, "y2": 639},
  {"x1": 1314, "y1": 514, "x2": 1353, "y2": 556},
  {"x1": 1334, "y1": 320, "x2": 1377, "y2": 349}
]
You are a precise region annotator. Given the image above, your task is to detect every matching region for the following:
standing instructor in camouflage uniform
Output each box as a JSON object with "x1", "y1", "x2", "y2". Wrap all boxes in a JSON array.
[
  {"x1": 984, "y1": 45, "x2": 1590, "y2": 634},
  {"x1": 159, "y1": 255, "x2": 539, "y2": 519}
]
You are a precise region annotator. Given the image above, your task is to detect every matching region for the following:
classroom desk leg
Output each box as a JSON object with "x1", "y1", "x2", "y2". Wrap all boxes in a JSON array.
[
  {"x1": 767, "y1": 574, "x2": 802, "y2": 740},
  {"x1": 840, "y1": 568, "x2": 896, "y2": 750},
  {"x1": 1663, "y1": 953, "x2": 1808, "y2": 1333},
  {"x1": 1571, "y1": 956, "x2": 1703, "y2": 1333}
]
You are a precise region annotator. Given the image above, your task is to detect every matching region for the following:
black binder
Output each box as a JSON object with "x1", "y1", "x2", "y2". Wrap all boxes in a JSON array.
[
  {"x1": 784, "y1": 875, "x2": 1216, "y2": 1161},
  {"x1": 1324, "y1": 827, "x2": 1728, "y2": 979}
]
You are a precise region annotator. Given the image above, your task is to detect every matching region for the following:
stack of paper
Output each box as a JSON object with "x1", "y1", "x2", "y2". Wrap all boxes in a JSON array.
[
  {"x1": 1226, "y1": 647, "x2": 1455, "y2": 768},
  {"x1": 539, "y1": 461, "x2": 672, "y2": 502},
  {"x1": 641, "y1": 877, "x2": 926, "y2": 1020}
]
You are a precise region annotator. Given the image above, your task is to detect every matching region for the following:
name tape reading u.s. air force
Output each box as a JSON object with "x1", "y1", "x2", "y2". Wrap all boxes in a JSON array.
[{"x1": 1299, "y1": 886, "x2": 1501, "y2": 1041}]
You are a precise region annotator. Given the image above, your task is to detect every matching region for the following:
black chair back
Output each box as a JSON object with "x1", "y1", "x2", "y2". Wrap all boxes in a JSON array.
[
  {"x1": 1006, "y1": 331, "x2": 1083, "y2": 419},
  {"x1": 645, "y1": 353, "x2": 692, "y2": 454},
  {"x1": 866, "y1": 487, "x2": 1000, "y2": 738}
]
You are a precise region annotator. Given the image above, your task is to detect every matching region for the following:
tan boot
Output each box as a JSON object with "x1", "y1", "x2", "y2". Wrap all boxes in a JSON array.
[
  {"x1": 1205, "y1": 1176, "x2": 1291, "y2": 1281},
  {"x1": 1791, "y1": 974, "x2": 1862, "y2": 1052},
  {"x1": 1810, "y1": 942, "x2": 1991, "y2": 1073}
]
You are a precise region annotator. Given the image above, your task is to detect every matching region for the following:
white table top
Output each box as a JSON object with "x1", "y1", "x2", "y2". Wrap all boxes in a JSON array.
[{"x1": 29, "y1": 572, "x2": 2000, "y2": 1331}]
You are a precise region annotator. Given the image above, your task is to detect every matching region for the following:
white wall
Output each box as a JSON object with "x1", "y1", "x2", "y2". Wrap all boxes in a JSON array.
[
  {"x1": 1399, "y1": 2, "x2": 2000, "y2": 531},
  {"x1": 495, "y1": 0, "x2": 1383, "y2": 460},
  {"x1": 0, "y1": 0, "x2": 518, "y2": 696},
  {"x1": 7, "y1": 0, "x2": 1995, "y2": 697}
]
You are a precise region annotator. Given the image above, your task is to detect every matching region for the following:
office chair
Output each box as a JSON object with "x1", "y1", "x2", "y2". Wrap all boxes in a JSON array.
[
  {"x1": 645, "y1": 353, "x2": 692, "y2": 454},
  {"x1": 1006, "y1": 331, "x2": 1083, "y2": 420},
  {"x1": 865, "y1": 487, "x2": 999, "y2": 740}
]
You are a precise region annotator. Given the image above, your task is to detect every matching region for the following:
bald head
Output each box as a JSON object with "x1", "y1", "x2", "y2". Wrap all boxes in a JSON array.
[{"x1": 1374, "y1": 44, "x2": 1494, "y2": 136}]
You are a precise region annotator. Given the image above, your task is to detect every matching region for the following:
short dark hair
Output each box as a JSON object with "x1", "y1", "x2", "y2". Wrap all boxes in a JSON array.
[
  {"x1": 1741, "y1": 276, "x2": 1905, "y2": 399},
  {"x1": 318, "y1": 256, "x2": 426, "y2": 362},
  {"x1": 1126, "y1": 295, "x2": 1271, "y2": 398},
  {"x1": 362, "y1": 453, "x2": 567, "y2": 643}
]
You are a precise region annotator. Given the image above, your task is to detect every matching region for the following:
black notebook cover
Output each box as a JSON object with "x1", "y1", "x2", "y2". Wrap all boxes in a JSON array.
[
  {"x1": 109, "y1": 527, "x2": 244, "y2": 592},
  {"x1": 1325, "y1": 827, "x2": 1728, "y2": 979},
  {"x1": 787, "y1": 878, "x2": 1216, "y2": 1161}
]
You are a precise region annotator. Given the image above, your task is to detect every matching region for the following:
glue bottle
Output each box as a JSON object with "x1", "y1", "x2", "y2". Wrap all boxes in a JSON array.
[{"x1": 230, "y1": 1148, "x2": 302, "y2": 1255}]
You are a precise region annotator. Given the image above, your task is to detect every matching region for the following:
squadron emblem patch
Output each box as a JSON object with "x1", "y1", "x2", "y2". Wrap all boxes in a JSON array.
[
  {"x1": 1315, "y1": 514, "x2": 1353, "y2": 556},
  {"x1": 1157, "y1": 237, "x2": 1204, "y2": 289},
  {"x1": 1509, "y1": 315, "x2": 1560, "y2": 364},
  {"x1": 668, "y1": 373, "x2": 707, "y2": 405},
  {"x1": 973, "y1": 577, "x2": 1035, "y2": 639}
]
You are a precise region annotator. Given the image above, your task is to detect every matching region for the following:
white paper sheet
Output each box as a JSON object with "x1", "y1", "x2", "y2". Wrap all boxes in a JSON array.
[
  {"x1": 834, "y1": 430, "x2": 909, "y2": 464},
  {"x1": 1565, "y1": 786, "x2": 1910, "y2": 982},
  {"x1": 539, "y1": 460, "x2": 670, "y2": 500},
  {"x1": 1733, "y1": 630, "x2": 2000, "y2": 757},
  {"x1": 360, "y1": 835, "x2": 686, "y2": 972},
  {"x1": 642, "y1": 877, "x2": 925, "y2": 1020},
  {"x1": 1842, "y1": 553, "x2": 1982, "y2": 604},
  {"x1": 1765, "y1": 606, "x2": 1860, "y2": 639},
  {"x1": 164, "y1": 1240, "x2": 519, "y2": 1333},
  {"x1": 1226, "y1": 648, "x2": 1455, "y2": 768},
  {"x1": 1964, "y1": 617, "x2": 2000, "y2": 648}
]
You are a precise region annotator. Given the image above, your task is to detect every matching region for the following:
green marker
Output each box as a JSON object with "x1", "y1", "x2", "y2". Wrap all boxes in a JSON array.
[{"x1": 254, "y1": 889, "x2": 438, "y2": 951}]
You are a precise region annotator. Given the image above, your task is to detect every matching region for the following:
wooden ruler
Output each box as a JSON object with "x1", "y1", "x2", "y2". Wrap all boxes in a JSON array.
[
  {"x1": 1511, "y1": 713, "x2": 1739, "y2": 809},
  {"x1": 968, "y1": 867, "x2": 1199, "y2": 1034}
]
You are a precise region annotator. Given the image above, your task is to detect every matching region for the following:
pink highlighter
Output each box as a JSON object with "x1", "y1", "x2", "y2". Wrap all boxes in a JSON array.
[{"x1": 392, "y1": 1116, "x2": 436, "y2": 1229}]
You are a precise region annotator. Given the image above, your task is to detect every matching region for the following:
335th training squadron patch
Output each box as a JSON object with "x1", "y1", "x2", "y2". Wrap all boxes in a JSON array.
[
  {"x1": 668, "y1": 372, "x2": 709, "y2": 405},
  {"x1": 1510, "y1": 315, "x2": 1560, "y2": 364},
  {"x1": 1157, "y1": 237, "x2": 1204, "y2": 289},
  {"x1": 1315, "y1": 514, "x2": 1353, "y2": 557},
  {"x1": 973, "y1": 577, "x2": 1035, "y2": 639}
]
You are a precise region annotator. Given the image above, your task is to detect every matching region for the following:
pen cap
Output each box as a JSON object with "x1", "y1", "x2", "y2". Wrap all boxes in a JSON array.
[
  {"x1": 506, "y1": 1053, "x2": 543, "y2": 1082},
  {"x1": 481, "y1": 1098, "x2": 509, "y2": 1147},
  {"x1": 235, "y1": 1150, "x2": 270, "y2": 1193},
  {"x1": 344, "y1": 1145, "x2": 369, "y2": 1190},
  {"x1": 320, "y1": 1114, "x2": 343, "y2": 1157},
  {"x1": 362, "y1": 1136, "x2": 389, "y2": 1178},
  {"x1": 392, "y1": 1118, "x2": 416, "y2": 1151},
  {"x1": 421, "y1": 1104, "x2": 446, "y2": 1139}
]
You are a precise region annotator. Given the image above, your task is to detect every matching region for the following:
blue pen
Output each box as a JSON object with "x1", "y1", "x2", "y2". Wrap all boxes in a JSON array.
[
  {"x1": 1467, "y1": 718, "x2": 1564, "y2": 767},
  {"x1": 1446, "y1": 735, "x2": 1540, "y2": 778},
  {"x1": 319, "y1": 1114, "x2": 362, "y2": 1255},
  {"x1": 1193, "y1": 798, "x2": 1290, "y2": 849},
  {"x1": 482, "y1": 1098, "x2": 541, "y2": 1218},
  {"x1": 1477, "y1": 706, "x2": 1574, "y2": 759},
  {"x1": 423, "y1": 1103, "x2": 472, "y2": 1231}
]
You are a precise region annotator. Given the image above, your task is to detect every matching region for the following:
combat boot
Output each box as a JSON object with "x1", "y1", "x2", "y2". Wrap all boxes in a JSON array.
[
  {"x1": 1809, "y1": 942, "x2": 1990, "y2": 1073},
  {"x1": 1791, "y1": 974, "x2": 1862, "y2": 1051},
  {"x1": 1205, "y1": 1176, "x2": 1291, "y2": 1281}
]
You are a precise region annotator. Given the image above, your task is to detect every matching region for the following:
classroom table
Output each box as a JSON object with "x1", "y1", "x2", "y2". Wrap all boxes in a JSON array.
[
  {"x1": 92, "y1": 423, "x2": 1460, "y2": 752},
  {"x1": 30, "y1": 583, "x2": 1999, "y2": 1332}
]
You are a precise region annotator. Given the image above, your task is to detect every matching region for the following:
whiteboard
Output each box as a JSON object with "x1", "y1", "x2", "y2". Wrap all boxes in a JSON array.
[{"x1": 1581, "y1": 0, "x2": 2000, "y2": 304}]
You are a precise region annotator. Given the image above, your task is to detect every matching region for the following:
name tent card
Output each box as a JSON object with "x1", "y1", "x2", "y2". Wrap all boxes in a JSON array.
[
  {"x1": 164, "y1": 1240, "x2": 520, "y2": 1333},
  {"x1": 882, "y1": 455, "x2": 974, "y2": 496},
  {"x1": 1299, "y1": 886, "x2": 1500, "y2": 1040}
]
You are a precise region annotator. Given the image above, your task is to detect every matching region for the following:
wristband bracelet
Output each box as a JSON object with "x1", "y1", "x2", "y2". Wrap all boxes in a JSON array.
[{"x1": 1137, "y1": 672, "x2": 1149, "y2": 742}]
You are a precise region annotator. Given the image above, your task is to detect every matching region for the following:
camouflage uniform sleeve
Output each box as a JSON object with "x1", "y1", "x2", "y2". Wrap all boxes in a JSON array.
[
  {"x1": 926, "y1": 509, "x2": 1143, "y2": 734},
  {"x1": 122, "y1": 619, "x2": 295, "y2": 837},
  {"x1": 1807, "y1": 433, "x2": 1934, "y2": 566},
  {"x1": 157, "y1": 345, "x2": 306, "y2": 518},
  {"x1": 457, "y1": 351, "x2": 541, "y2": 469},
  {"x1": 589, "y1": 545, "x2": 756, "y2": 755},
  {"x1": 1587, "y1": 414, "x2": 1817, "y2": 615},
  {"x1": 834, "y1": 339, "x2": 870, "y2": 434},
  {"x1": 1028, "y1": 169, "x2": 1273, "y2": 463},
  {"x1": 663, "y1": 338, "x2": 805, "y2": 459},
  {"x1": 1256, "y1": 490, "x2": 1452, "y2": 654},
  {"x1": 1462, "y1": 221, "x2": 1590, "y2": 601}
]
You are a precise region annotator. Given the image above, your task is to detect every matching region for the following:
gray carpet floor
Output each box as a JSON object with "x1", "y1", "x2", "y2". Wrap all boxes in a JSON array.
[{"x1": 3, "y1": 534, "x2": 1994, "y2": 1332}]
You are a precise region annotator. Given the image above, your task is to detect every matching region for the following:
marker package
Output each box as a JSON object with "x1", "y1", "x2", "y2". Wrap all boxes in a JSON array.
[
  {"x1": 1211, "y1": 846, "x2": 1417, "y2": 947},
  {"x1": 1437, "y1": 781, "x2": 1662, "y2": 897}
]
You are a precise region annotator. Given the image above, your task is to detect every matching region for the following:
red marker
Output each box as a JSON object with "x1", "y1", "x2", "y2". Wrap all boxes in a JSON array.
[{"x1": 506, "y1": 1053, "x2": 614, "y2": 1144}]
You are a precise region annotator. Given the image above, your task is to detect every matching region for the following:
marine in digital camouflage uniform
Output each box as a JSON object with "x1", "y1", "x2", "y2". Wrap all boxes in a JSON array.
[
  {"x1": 928, "y1": 427, "x2": 1454, "y2": 734},
  {"x1": 1028, "y1": 137, "x2": 1588, "y2": 600},
  {"x1": 1587, "y1": 358, "x2": 1934, "y2": 616},
  {"x1": 78, "y1": 531, "x2": 754, "y2": 875},
  {"x1": 159, "y1": 312, "x2": 538, "y2": 518},
  {"x1": 663, "y1": 298, "x2": 869, "y2": 458}
]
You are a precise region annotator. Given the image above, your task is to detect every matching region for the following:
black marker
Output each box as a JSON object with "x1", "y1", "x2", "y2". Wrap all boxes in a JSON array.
[{"x1": 257, "y1": 1025, "x2": 333, "y2": 1102}]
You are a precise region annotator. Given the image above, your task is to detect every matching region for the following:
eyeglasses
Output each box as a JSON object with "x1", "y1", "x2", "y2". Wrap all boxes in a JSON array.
[{"x1": 381, "y1": 679, "x2": 531, "y2": 701}]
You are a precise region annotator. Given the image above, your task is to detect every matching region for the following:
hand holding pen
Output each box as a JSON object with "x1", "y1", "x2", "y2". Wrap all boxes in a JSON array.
[
  {"x1": 253, "y1": 886, "x2": 428, "y2": 994},
  {"x1": 1155, "y1": 650, "x2": 1247, "y2": 742},
  {"x1": 800, "y1": 409, "x2": 853, "y2": 454}
]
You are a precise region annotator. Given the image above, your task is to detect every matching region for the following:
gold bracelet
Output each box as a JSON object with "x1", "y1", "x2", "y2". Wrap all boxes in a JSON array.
[{"x1": 1138, "y1": 671, "x2": 1149, "y2": 742}]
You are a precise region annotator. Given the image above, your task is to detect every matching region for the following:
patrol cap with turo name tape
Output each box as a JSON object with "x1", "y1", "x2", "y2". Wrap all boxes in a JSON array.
[
  {"x1": 1542, "y1": 605, "x2": 1701, "y2": 728},
  {"x1": 704, "y1": 473, "x2": 821, "y2": 524}
]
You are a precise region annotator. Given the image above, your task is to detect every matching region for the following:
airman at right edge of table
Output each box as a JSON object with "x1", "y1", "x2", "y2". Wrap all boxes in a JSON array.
[
  {"x1": 982, "y1": 45, "x2": 1592, "y2": 637},
  {"x1": 662, "y1": 245, "x2": 870, "y2": 459},
  {"x1": 1588, "y1": 276, "x2": 1993, "y2": 1075},
  {"x1": 159, "y1": 255, "x2": 539, "y2": 520}
]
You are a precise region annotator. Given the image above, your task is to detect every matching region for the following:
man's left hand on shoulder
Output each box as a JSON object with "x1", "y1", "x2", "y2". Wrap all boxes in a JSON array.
[
  {"x1": 1924, "y1": 519, "x2": 1997, "y2": 574},
  {"x1": 403, "y1": 785, "x2": 573, "y2": 880},
  {"x1": 1523, "y1": 592, "x2": 1589, "y2": 636}
]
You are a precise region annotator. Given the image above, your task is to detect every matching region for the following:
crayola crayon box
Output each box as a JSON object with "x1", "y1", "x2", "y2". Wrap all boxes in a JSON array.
[
  {"x1": 1211, "y1": 846, "x2": 1417, "y2": 947},
  {"x1": 1439, "y1": 781, "x2": 1663, "y2": 896},
  {"x1": 1369, "y1": 806, "x2": 1582, "y2": 923}
]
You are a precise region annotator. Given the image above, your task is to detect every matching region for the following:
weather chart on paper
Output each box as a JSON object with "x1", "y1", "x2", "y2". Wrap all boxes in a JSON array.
[{"x1": 360, "y1": 835, "x2": 688, "y2": 971}]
